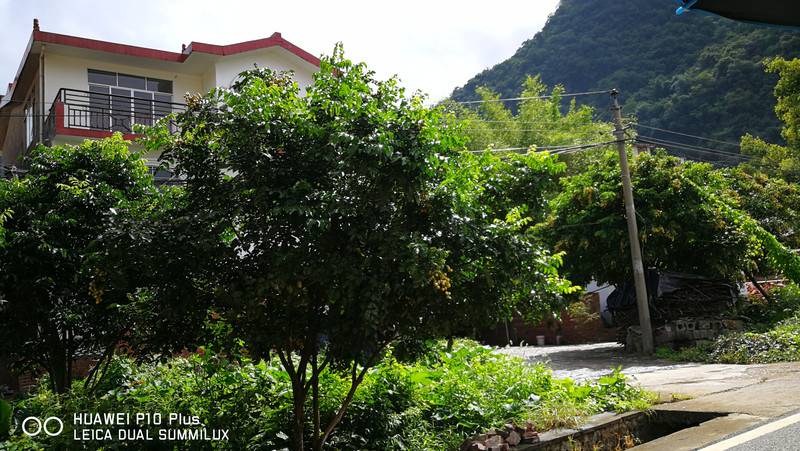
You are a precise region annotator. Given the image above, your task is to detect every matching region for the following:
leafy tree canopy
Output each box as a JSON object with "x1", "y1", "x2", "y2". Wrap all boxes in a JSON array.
[
  {"x1": 742, "y1": 58, "x2": 800, "y2": 182},
  {"x1": 725, "y1": 167, "x2": 800, "y2": 251},
  {"x1": 547, "y1": 151, "x2": 758, "y2": 286},
  {"x1": 143, "y1": 46, "x2": 574, "y2": 450},
  {"x1": 432, "y1": 149, "x2": 578, "y2": 337},
  {"x1": 444, "y1": 76, "x2": 615, "y2": 176},
  {"x1": 0, "y1": 135, "x2": 158, "y2": 394}
]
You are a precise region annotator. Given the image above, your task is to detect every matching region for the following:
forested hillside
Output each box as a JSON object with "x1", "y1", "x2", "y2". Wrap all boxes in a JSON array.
[{"x1": 451, "y1": 0, "x2": 800, "y2": 145}]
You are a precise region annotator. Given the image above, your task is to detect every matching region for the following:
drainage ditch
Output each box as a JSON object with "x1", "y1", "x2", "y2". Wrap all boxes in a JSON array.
[{"x1": 519, "y1": 409, "x2": 727, "y2": 450}]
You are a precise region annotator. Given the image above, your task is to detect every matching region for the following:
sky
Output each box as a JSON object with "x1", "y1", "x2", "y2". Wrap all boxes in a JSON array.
[{"x1": 0, "y1": 0, "x2": 560, "y2": 102}]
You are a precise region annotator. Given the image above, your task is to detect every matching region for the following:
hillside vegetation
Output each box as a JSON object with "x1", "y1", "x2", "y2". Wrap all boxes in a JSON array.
[{"x1": 451, "y1": 0, "x2": 800, "y2": 145}]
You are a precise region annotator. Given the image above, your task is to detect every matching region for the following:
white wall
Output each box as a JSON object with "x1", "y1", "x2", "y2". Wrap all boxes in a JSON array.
[
  {"x1": 43, "y1": 53, "x2": 204, "y2": 110},
  {"x1": 33, "y1": 46, "x2": 316, "y2": 166},
  {"x1": 586, "y1": 281, "x2": 616, "y2": 313},
  {"x1": 212, "y1": 47, "x2": 316, "y2": 91}
]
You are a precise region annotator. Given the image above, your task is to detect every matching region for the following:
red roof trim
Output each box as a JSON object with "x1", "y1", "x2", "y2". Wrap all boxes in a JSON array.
[
  {"x1": 32, "y1": 30, "x2": 320, "y2": 67},
  {"x1": 188, "y1": 33, "x2": 321, "y2": 67},
  {"x1": 34, "y1": 31, "x2": 187, "y2": 62}
]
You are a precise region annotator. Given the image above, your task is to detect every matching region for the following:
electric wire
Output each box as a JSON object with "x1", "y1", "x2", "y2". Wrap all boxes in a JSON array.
[
  {"x1": 635, "y1": 136, "x2": 751, "y2": 160},
  {"x1": 629, "y1": 122, "x2": 742, "y2": 147},
  {"x1": 635, "y1": 142, "x2": 751, "y2": 167},
  {"x1": 466, "y1": 139, "x2": 626, "y2": 155},
  {"x1": 455, "y1": 90, "x2": 612, "y2": 105}
]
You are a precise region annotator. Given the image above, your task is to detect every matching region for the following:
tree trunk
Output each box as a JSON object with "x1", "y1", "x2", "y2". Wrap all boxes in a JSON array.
[
  {"x1": 49, "y1": 356, "x2": 67, "y2": 394},
  {"x1": 311, "y1": 354, "x2": 321, "y2": 451},
  {"x1": 291, "y1": 388, "x2": 306, "y2": 451},
  {"x1": 277, "y1": 349, "x2": 310, "y2": 451},
  {"x1": 746, "y1": 271, "x2": 773, "y2": 304}
]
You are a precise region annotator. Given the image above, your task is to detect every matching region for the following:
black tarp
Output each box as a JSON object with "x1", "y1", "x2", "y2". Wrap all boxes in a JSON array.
[
  {"x1": 605, "y1": 270, "x2": 738, "y2": 317},
  {"x1": 677, "y1": 0, "x2": 800, "y2": 28}
]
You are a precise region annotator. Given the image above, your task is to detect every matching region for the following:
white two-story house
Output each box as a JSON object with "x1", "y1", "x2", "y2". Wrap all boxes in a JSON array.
[{"x1": 0, "y1": 19, "x2": 320, "y2": 180}]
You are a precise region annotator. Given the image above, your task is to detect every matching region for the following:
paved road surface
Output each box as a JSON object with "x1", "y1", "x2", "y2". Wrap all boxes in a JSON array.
[
  {"x1": 699, "y1": 411, "x2": 800, "y2": 451},
  {"x1": 497, "y1": 342, "x2": 769, "y2": 397},
  {"x1": 499, "y1": 342, "x2": 800, "y2": 450}
]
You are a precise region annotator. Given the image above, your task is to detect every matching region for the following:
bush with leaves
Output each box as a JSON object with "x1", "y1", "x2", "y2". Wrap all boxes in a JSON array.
[
  {"x1": 2, "y1": 341, "x2": 654, "y2": 450},
  {"x1": 431, "y1": 149, "x2": 579, "y2": 338},
  {"x1": 708, "y1": 317, "x2": 800, "y2": 364}
]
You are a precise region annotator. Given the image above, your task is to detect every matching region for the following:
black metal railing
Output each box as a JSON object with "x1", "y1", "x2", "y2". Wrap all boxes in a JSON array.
[{"x1": 45, "y1": 88, "x2": 186, "y2": 140}]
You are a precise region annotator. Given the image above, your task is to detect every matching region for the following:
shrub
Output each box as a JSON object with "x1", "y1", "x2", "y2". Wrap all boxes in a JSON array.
[
  {"x1": 657, "y1": 316, "x2": 800, "y2": 365},
  {"x1": 740, "y1": 283, "x2": 800, "y2": 329},
  {"x1": 2, "y1": 341, "x2": 653, "y2": 450},
  {"x1": 709, "y1": 316, "x2": 800, "y2": 364}
]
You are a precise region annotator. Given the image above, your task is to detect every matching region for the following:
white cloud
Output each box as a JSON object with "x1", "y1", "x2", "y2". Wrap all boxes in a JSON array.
[{"x1": 0, "y1": 0, "x2": 560, "y2": 101}]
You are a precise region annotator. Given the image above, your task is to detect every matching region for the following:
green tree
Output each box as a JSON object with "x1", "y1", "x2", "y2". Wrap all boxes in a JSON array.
[
  {"x1": 143, "y1": 46, "x2": 577, "y2": 449},
  {"x1": 741, "y1": 58, "x2": 800, "y2": 182},
  {"x1": 144, "y1": 48, "x2": 464, "y2": 450},
  {"x1": 445, "y1": 76, "x2": 614, "y2": 177},
  {"x1": 547, "y1": 151, "x2": 758, "y2": 286},
  {"x1": 432, "y1": 149, "x2": 578, "y2": 338},
  {"x1": 725, "y1": 167, "x2": 800, "y2": 251},
  {"x1": 0, "y1": 135, "x2": 157, "y2": 394}
]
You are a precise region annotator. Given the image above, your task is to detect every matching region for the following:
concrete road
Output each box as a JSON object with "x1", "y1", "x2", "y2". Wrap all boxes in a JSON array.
[
  {"x1": 498, "y1": 342, "x2": 800, "y2": 450},
  {"x1": 700, "y1": 411, "x2": 800, "y2": 450},
  {"x1": 497, "y1": 342, "x2": 773, "y2": 397}
]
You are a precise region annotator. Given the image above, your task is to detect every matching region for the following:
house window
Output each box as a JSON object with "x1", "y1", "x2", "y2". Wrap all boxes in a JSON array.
[
  {"x1": 86, "y1": 69, "x2": 173, "y2": 131},
  {"x1": 24, "y1": 102, "x2": 34, "y2": 147}
]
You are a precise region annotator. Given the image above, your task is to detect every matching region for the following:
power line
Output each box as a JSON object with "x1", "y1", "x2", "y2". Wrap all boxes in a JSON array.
[
  {"x1": 455, "y1": 90, "x2": 612, "y2": 105},
  {"x1": 636, "y1": 142, "x2": 751, "y2": 163},
  {"x1": 635, "y1": 136, "x2": 749, "y2": 158},
  {"x1": 635, "y1": 137, "x2": 751, "y2": 162},
  {"x1": 463, "y1": 127, "x2": 609, "y2": 134},
  {"x1": 629, "y1": 123, "x2": 741, "y2": 147},
  {"x1": 464, "y1": 118, "x2": 613, "y2": 125},
  {"x1": 466, "y1": 139, "x2": 626, "y2": 155}
]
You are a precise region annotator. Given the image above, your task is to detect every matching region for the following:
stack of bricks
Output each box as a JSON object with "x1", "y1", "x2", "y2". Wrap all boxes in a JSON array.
[{"x1": 652, "y1": 317, "x2": 745, "y2": 347}]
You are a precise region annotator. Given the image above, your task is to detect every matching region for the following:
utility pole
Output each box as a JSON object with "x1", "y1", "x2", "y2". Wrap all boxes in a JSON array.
[{"x1": 610, "y1": 89, "x2": 653, "y2": 354}]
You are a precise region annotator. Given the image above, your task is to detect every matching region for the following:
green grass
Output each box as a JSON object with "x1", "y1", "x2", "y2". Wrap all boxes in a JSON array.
[{"x1": 2, "y1": 340, "x2": 654, "y2": 450}]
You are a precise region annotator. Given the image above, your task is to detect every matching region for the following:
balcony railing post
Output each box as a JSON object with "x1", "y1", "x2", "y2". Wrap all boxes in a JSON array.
[{"x1": 45, "y1": 88, "x2": 185, "y2": 136}]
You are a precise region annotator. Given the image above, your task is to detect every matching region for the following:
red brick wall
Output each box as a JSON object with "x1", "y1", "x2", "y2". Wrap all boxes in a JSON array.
[
  {"x1": 1, "y1": 357, "x2": 97, "y2": 395},
  {"x1": 484, "y1": 294, "x2": 618, "y2": 346}
]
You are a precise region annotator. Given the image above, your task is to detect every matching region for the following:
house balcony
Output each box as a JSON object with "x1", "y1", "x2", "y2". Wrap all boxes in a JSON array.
[{"x1": 44, "y1": 88, "x2": 186, "y2": 144}]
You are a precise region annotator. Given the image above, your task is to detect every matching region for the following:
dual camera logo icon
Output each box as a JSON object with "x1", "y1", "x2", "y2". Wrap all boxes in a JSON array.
[{"x1": 21, "y1": 416, "x2": 64, "y2": 437}]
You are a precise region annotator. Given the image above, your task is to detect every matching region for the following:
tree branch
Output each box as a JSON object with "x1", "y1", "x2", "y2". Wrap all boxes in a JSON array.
[
  {"x1": 317, "y1": 362, "x2": 370, "y2": 449},
  {"x1": 746, "y1": 271, "x2": 774, "y2": 304}
]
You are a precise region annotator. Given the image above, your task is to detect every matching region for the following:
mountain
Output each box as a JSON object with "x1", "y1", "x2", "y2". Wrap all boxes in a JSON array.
[{"x1": 451, "y1": 0, "x2": 800, "y2": 147}]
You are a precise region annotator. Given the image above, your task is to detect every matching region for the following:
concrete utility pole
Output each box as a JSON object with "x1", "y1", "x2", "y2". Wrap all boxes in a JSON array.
[{"x1": 610, "y1": 89, "x2": 653, "y2": 354}]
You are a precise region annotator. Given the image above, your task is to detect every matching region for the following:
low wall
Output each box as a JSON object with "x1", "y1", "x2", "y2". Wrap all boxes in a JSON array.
[{"x1": 484, "y1": 294, "x2": 618, "y2": 346}]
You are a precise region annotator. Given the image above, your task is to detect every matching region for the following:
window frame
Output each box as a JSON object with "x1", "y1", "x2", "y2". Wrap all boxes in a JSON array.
[{"x1": 86, "y1": 69, "x2": 174, "y2": 131}]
